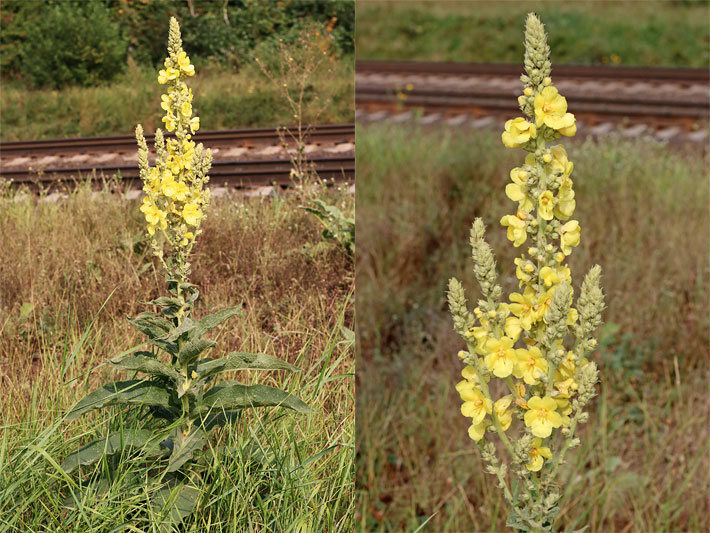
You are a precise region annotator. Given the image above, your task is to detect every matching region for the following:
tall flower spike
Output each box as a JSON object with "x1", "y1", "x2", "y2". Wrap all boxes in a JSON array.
[
  {"x1": 136, "y1": 16, "x2": 211, "y2": 281},
  {"x1": 447, "y1": 13, "x2": 603, "y2": 531}
]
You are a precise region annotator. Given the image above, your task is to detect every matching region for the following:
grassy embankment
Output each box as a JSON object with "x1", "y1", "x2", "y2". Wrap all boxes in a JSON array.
[
  {"x1": 356, "y1": 0, "x2": 709, "y2": 67},
  {"x1": 355, "y1": 124, "x2": 709, "y2": 532},
  {"x1": 0, "y1": 184, "x2": 354, "y2": 531},
  {"x1": 0, "y1": 59, "x2": 354, "y2": 141}
]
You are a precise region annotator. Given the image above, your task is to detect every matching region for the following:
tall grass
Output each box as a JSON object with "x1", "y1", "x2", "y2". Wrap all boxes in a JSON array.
[
  {"x1": 0, "y1": 59, "x2": 354, "y2": 141},
  {"x1": 0, "y1": 184, "x2": 354, "y2": 531},
  {"x1": 355, "y1": 123, "x2": 709, "y2": 531}
]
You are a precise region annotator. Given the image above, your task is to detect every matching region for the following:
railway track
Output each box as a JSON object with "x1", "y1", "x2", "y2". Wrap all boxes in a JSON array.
[
  {"x1": 0, "y1": 124, "x2": 355, "y2": 191},
  {"x1": 356, "y1": 61, "x2": 710, "y2": 143}
]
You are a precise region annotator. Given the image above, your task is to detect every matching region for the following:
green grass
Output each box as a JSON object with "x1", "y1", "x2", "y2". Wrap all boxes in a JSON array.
[
  {"x1": 355, "y1": 0, "x2": 710, "y2": 67},
  {"x1": 0, "y1": 58, "x2": 354, "y2": 141},
  {"x1": 0, "y1": 183, "x2": 354, "y2": 531},
  {"x1": 355, "y1": 123, "x2": 709, "y2": 531}
]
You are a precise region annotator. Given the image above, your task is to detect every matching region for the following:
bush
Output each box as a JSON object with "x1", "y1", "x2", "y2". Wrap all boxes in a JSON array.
[{"x1": 18, "y1": 1, "x2": 128, "y2": 88}]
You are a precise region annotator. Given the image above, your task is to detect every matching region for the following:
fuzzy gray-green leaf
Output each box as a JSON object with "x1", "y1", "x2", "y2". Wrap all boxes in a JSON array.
[
  {"x1": 166, "y1": 317, "x2": 195, "y2": 342},
  {"x1": 196, "y1": 352, "x2": 299, "y2": 380},
  {"x1": 111, "y1": 355, "x2": 181, "y2": 380},
  {"x1": 61, "y1": 429, "x2": 157, "y2": 474},
  {"x1": 166, "y1": 429, "x2": 205, "y2": 472},
  {"x1": 128, "y1": 312, "x2": 172, "y2": 339},
  {"x1": 191, "y1": 306, "x2": 241, "y2": 339},
  {"x1": 66, "y1": 380, "x2": 175, "y2": 421},
  {"x1": 178, "y1": 338, "x2": 216, "y2": 366},
  {"x1": 195, "y1": 382, "x2": 312, "y2": 415},
  {"x1": 152, "y1": 481, "x2": 201, "y2": 532}
]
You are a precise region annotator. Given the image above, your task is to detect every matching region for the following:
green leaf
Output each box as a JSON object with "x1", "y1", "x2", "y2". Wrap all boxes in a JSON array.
[
  {"x1": 195, "y1": 382, "x2": 312, "y2": 416},
  {"x1": 196, "y1": 352, "x2": 299, "y2": 380},
  {"x1": 111, "y1": 355, "x2": 181, "y2": 381},
  {"x1": 191, "y1": 306, "x2": 241, "y2": 339},
  {"x1": 128, "y1": 312, "x2": 179, "y2": 354},
  {"x1": 61, "y1": 429, "x2": 158, "y2": 474},
  {"x1": 178, "y1": 338, "x2": 216, "y2": 366},
  {"x1": 128, "y1": 312, "x2": 172, "y2": 339},
  {"x1": 166, "y1": 317, "x2": 195, "y2": 342},
  {"x1": 202, "y1": 410, "x2": 241, "y2": 431},
  {"x1": 66, "y1": 380, "x2": 176, "y2": 421},
  {"x1": 151, "y1": 480, "x2": 201, "y2": 533},
  {"x1": 166, "y1": 429, "x2": 205, "y2": 472}
]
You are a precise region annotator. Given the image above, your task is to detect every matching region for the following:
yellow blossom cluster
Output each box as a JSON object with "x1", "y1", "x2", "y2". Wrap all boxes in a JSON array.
[
  {"x1": 136, "y1": 17, "x2": 211, "y2": 256},
  {"x1": 449, "y1": 13, "x2": 602, "y2": 480}
]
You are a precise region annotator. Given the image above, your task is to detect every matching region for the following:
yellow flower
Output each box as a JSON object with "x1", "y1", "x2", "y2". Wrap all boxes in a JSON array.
[
  {"x1": 158, "y1": 67, "x2": 179, "y2": 85},
  {"x1": 182, "y1": 202, "x2": 202, "y2": 226},
  {"x1": 180, "y1": 231, "x2": 195, "y2": 247},
  {"x1": 559, "y1": 220, "x2": 581, "y2": 255},
  {"x1": 524, "y1": 396, "x2": 563, "y2": 438},
  {"x1": 483, "y1": 336, "x2": 517, "y2": 378},
  {"x1": 535, "y1": 291, "x2": 553, "y2": 322},
  {"x1": 509, "y1": 286, "x2": 538, "y2": 330},
  {"x1": 539, "y1": 266, "x2": 559, "y2": 288},
  {"x1": 177, "y1": 51, "x2": 195, "y2": 76},
  {"x1": 461, "y1": 365, "x2": 490, "y2": 385},
  {"x1": 162, "y1": 114, "x2": 176, "y2": 132},
  {"x1": 513, "y1": 346, "x2": 548, "y2": 385},
  {"x1": 173, "y1": 181, "x2": 190, "y2": 202},
  {"x1": 538, "y1": 190, "x2": 555, "y2": 221},
  {"x1": 468, "y1": 420, "x2": 488, "y2": 441},
  {"x1": 504, "y1": 316, "x2": 522, "y2": 341},
  {"x1": 181, "y1": 101, "x2": 192, "y2": 118},
  {"x1": 554, "y1": 179, "x2": 576, "y2": 219},
  {"x1": 460, "y1": 386, "x2": 493, "y2": 424},
  {"x1": 558, "y1": 118, "x2": 577, "y2": 137},
  {"x1": 500, "y1": 213, "x2": 527, "y2": 247},
  {"x1": 550, "y1": 145, "x2": 573, "y2": 179},
  {"x1": 502, "y1": 117, "x2": 537, "y2": 148},
  {"x1": 526, "y1": 438, "x2": 553, "y2": 472},
  {"x1": 533, "y1": 86, "x2": 576, "y2": 133},
  {"x1": 494, "y1": 396, "x2": 513, "y2": 430},
  {"x1": 189, "y1": 116, "x2": 200, "y2": 134},
  {"x1": 160, "y1": 94, "x2": 171, "y2": 111},
  {"x1": 506, "y1": 168, "x2": 534, "y2": 211}
]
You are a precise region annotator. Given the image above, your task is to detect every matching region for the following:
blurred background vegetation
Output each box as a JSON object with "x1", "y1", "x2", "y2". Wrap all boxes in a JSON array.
[
  {"x1": 0, "y1": 0, "x2": 354, "y2": 140},
  {"x1": 356, "y1": 0, "x2": 709, "y2": 67}
]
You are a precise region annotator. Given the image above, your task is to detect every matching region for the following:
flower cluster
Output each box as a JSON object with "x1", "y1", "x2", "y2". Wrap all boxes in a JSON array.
[
  {"x1": 447, "y1": 13, "x2": 604, "y2": 530},
  {"x1": 136, "y1": 17, "x2": 211, "y2": 264}
]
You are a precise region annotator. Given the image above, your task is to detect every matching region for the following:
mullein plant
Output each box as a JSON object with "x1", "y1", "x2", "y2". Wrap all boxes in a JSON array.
[
  {"x1": 60, "y1": 18, "x2": 310, "y2": 528},
  {"x1": 447, "y1": 14, "x2": 604, "y2": 532}
]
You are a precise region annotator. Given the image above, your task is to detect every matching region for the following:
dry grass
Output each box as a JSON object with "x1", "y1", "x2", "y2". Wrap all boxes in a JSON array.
[
  {"x1": 355, "y1": 123, "x2": 709, "y2": 532},
  {"x1": 0, "y1": 183, "x2": 354, "y2": 531}
]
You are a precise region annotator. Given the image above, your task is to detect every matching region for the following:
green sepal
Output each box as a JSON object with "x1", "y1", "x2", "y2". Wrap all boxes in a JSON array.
[
  {"x1": 111, "y1": 355, "x2": 181, "y2": 381},
  {"x1": 166, "y1": 428, "x2": 206, "y2": 472},
  {"x1": 178, "y1": 338, "x2": 216, "y2": 366},
  {"x1": 191, "y1": 306, "x2": 241, "y2": 340},
  {"x1": 66, "y1": 380, "x2": 177, "y2": 421},
  {"x1": 195, "y1": 352, "x2": 299, "y2": 381},
  {"x1": 194, "y1": 381, "x2": 312, "y2": 416},
  {"x1": 61, "y1": 429, "x2": 160, "y2": 474}
]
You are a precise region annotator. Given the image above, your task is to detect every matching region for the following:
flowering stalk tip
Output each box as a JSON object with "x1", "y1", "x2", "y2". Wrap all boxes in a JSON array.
[{"x1": 448, "y1": 13, "x2": 604, "y2": 532}]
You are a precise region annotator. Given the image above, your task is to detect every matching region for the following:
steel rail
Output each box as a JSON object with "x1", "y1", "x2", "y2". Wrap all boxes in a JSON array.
[
  {"x1": 0, "y1": 123, "x2": 355, "y2": 155},
  {"x1": 2, "y1": 155, "x2": 354, "y2": 190}
]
